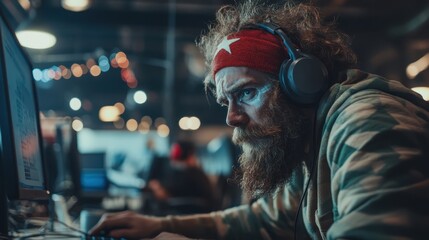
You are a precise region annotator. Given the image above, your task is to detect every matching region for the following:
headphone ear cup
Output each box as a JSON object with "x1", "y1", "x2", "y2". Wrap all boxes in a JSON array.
[
  {"x1": 279, "y1": 59, "x2": 295, "y2": 101},
  {"x1": 280, "y1": 54, "x2": 329, "y2": 105}
]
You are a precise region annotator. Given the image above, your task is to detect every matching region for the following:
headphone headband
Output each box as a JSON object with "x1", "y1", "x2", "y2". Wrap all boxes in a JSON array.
[{"x1": 252, "y1": 22, "x2": 299, "y2": 61}]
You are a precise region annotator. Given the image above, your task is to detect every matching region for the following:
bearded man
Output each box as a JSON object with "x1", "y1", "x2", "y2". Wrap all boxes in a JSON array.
[{"x1": 90, "y1": 1, "x2": 429, "y2": 239}]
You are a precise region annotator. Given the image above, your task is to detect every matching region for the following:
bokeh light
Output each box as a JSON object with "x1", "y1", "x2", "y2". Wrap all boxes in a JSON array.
[
  {"x1": 99, "y1": 106, "x2": 120, "y2": 122},
  {"x1": 71, "y1": 63, "x2": 83, "y2": 77},
  {"x1": 126, "y1": 119, "x2": 138, "y2": 131},
  {"x1": 32, "y1": 68, "x2": 43, "y2": 81},
  {"x1": 179, "y1": 116, "x2": 201, "y2": 130},
  {"x1": 72, "y1": 119, "x2": 84, "y2": 131},
  {"x1": 99, "y1": 55, "x2": 110, "y2": 72},
  {"x1": 157, "y1": 124, "x2": 170, "y2": 137},
  {"x1": 90, "y1": 65, "x2": 101, "y2": 76},
  {"x1": 113, "y1": 118, "x2": 125, "y2": 129},
  {"x1": 114, "y1": 102, "x2": 125, "y2": 114},
  {"x1": 133, "y1": 90, "x2": 147, "y2": 104},
  {"x1": 69, "y1": 97, "x2": 82, "y2": 111}
]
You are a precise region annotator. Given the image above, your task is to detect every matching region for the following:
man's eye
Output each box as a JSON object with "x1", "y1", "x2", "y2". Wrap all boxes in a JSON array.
[{"x1": 238, "y1": 88, "x2": 256, "y2": 102}]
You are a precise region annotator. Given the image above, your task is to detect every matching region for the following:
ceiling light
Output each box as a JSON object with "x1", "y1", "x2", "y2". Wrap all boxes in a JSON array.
[
  {"x1": 61, "y1": 0, "x2": 91, "y2": 12},
  {"x1": 16, "y1": 30, "x2": 56, "y2": 49}
]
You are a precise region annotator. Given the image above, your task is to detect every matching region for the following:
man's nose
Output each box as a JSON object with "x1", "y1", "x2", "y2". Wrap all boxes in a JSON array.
[{"x1": 226, "y1": 103, "x2": 247, "y2": 127}]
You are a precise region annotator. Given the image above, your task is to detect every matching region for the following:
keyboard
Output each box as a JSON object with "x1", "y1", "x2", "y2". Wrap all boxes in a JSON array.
[{"x1": 82, "y1": 235, "x2": 128, "y2": 240}]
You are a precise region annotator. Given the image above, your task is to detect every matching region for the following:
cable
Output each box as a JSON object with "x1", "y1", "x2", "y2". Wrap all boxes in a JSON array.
[
  {"x1": 294, "y1": 110, "x2": 319, "y2": 240},
  {"x1": 293, "y1": 155, "x2": 315, "y2": 240}
]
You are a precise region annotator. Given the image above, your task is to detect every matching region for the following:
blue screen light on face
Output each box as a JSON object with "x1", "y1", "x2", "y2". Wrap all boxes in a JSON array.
[{"x1": 80, "y1": 169, "x2": 107, "y2": 191}]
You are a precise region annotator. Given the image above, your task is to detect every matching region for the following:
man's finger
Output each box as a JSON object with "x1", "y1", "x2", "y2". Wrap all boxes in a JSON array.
[{"x1": 88, "y1": 215, "x2": 129, "y2": 235}]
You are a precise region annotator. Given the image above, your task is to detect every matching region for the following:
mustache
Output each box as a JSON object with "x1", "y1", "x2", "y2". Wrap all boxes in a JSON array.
[{"x1": 232, "y1": 124, "x2": 281, "y2": 144}]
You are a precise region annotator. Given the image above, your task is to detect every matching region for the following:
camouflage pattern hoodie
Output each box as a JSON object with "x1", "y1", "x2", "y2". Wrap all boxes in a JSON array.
[{"x1": 163, "y1": 69, "x2": 429, "y2": 240}]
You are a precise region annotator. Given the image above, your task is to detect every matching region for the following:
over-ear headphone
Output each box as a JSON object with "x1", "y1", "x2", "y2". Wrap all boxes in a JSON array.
[{"x1": 244, "y1": 22, "x2": 329, "y2": 105}]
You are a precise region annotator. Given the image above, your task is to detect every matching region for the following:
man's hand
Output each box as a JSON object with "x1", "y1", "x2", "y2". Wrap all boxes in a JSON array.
[{"x1": 89, "y1": 211, "x2": 163, "y2": 239}]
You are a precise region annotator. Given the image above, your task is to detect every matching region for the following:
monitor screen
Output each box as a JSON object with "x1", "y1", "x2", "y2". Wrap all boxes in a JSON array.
[
  {"x1": 77, "y1": 129, "x2": 169, "y2": 197},
  {"x1": 79, "y1": 152, "x2": 108, "y2": 198},
  {"x1": 0, "y1": 12, "x2": 48, "y2": 200}
]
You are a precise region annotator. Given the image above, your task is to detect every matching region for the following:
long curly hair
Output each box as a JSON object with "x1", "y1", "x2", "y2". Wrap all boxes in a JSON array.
[{"x1": 196, "y1": 0, "x2": 357, "y2": 94}]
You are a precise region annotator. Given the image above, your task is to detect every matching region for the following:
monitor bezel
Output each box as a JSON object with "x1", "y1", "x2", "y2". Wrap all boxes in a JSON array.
[{"x1": 0, "y1": 11, "x2": 49, "y2": 200}]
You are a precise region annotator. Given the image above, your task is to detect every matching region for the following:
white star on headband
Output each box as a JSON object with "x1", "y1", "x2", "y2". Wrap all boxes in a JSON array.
[{"x1": 214, "y1": 37, "x2": 240, "y2": 57}]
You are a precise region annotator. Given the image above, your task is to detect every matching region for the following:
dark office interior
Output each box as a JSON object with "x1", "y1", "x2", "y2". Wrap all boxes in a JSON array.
[{"x1": 1, "y1": 0, "x2": 429, "y2": 239}]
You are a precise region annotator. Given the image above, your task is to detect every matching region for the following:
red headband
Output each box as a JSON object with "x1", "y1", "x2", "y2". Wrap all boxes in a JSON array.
[{"x1": 212, "y1": 29, "x2": 288, "y2": 79}]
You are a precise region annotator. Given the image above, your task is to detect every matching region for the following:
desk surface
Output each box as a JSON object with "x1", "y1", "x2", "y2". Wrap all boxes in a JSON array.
[
  {"x1": 13, "y1": 230, "x2": 82, "y2": 239},
  {"x1": 11, "y1": 220, "x2": 83, "y2": 239}
]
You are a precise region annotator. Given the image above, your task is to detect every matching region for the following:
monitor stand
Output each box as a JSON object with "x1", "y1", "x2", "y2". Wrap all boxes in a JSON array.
[{"x1": 52, "y1": 194, "x2": 73, "y2": 228}]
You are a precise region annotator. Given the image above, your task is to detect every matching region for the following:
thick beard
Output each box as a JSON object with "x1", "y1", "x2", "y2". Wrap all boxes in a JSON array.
[{"x1": 232, "y1": 88, "x2": 307, "y2": 199}]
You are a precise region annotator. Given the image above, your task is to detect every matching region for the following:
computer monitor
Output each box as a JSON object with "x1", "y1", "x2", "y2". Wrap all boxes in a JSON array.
[
  {"x1": 79, "y1": 152, "x2": 108, "y2": 199},
  {"x1": 77, "y1": 129, "x2": 169, "y2": 198},
  {"x1": 0, "y1": 6, "x2": 49, "y2": 230},
  {"x1": 41, "y1": 117, "x2": 80, "y2": 197}
]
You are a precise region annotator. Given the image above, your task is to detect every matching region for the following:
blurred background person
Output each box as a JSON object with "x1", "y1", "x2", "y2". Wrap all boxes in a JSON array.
[{"x1": 147, "y1": 140, "x2": 217, "y2": 215}]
